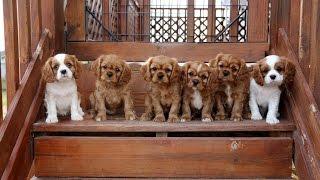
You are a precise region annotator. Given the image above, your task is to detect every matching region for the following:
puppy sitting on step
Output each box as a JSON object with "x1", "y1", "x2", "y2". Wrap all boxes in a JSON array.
[
  {"x1": 181, "y1": 61, "x2": 218, "y2": 122},
  {"x1": 250, "y1": 55, "x2": 296, "y2": 124},
  {"x1": 42, "y1": 54, "x2": 84, "y2": 123},
  {"x1": 209, "y1": 53, "x2": 251, "y2": 121},
  {"x1": 140, "y1": 56, "x2": 181, "y2": 123},
  {"x1": 89, "y1": 54, "x2": 137, "y2": 121}
]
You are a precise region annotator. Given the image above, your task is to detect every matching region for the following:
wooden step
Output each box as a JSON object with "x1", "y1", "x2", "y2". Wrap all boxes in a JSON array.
[{"x1": 33, "y1": 114, "x2": 295, "y2": 133}]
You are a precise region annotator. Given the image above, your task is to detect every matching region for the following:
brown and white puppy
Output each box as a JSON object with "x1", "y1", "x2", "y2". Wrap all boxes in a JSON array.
[
  {"x1": 42, "y1": 54, "x2": 84, "y2": 123},
  {"x1": 181, "y1": 61, "x2": 218, "y2": 122},
  {"x1": 209, "y1": 53, "x2": 250, "y2": 121},
  {"x1": 89, "y1": 54, "x2": 137, "y2": 121},
  {"x1": 140, "y1": 55, "x2": 181, "y2": 123},
  {"x1": 250, "y1": 55, "x2": 295, "y2": 124}
]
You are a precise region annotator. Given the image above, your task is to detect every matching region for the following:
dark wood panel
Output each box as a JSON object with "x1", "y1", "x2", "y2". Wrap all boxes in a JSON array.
[
  {"x1": 247, "y1": 0, "x2": 269, "y2": 42},
  {"x1": 65, "y1": 0, "x2": 86, "y2": 41},
  {"x1": 35, "y1": 137, "x2": 292, "y2": 178},
  {"x1": 66, "y1": 42, "x2": 269, "y2": 62}
]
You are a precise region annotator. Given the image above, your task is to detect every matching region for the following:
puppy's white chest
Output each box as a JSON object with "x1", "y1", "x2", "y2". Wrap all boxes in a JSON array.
[
  {"x1": 192, "y1": 90, "x2": 203, "y2": 110},
  {"x1": 225, "y1": 85, "x2": 233, "y2": 107}
]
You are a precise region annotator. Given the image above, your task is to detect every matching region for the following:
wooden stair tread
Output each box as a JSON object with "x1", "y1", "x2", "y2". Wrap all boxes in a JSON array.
[{"x1": 33, "y1": 114, "x2": 295, "y2": 133}]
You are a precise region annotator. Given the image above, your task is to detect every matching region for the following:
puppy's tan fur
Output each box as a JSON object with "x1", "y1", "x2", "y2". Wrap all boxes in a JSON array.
[
  {"x1": 140, "y1": 56, "x2": 181, "y2": 123},
  {"x1": 210, "y1": 53, "x2": 250, "y2": 121},
  {"x1": 181, "y1": 61, "x2": 218, "y2": 122},
  {"x1": 89, "y1": 54, "x2": 136, "y2": 121}
]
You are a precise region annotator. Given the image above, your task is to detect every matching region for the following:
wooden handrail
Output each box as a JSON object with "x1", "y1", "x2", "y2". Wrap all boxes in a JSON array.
[{"x1": 0, "y1": 29, "x2": 53, "y2": 177}]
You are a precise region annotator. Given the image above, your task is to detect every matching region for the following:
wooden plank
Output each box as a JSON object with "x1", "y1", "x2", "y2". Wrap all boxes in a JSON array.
[
  {"x1": 17, "y1": 0, "x2": 31, "y2": 64},
  {"x1": 3, "y1": 0, "x2": 19, "y2": 105},
  {"x1": 269, "y1": 0, "x2": 279, "y2": 50},
  {"x1": 30, "y1": 0, "x2": 42, "y2": 51},
  {"x1": 187, "y1": 0, "x2": 194, "y2": 42},
  {"x1": 288, "y1": 0, "x2": 301, "y2": 55},
  {"x1": 247, "y1": 0, "x2": 268, "y2": 42},
  {"x1": 276, "y1": 28, "x2": 320, "y2": 178},
  {"x1": 34, "y1": 137, "x2": 292, "y2": 178},
  {"x1": 207, "y1": 0, "x2": 215, "y2": 42},
  {"x1": 66, "y1": 42, "x2": 269, "y2": 62},
  {"x1": 0, "y1": 30, "x2": 52, "y2": 176},
  {"x1": 65, "y1": 0, "x2": 86, "y2": 41},
  {"x1": 32, "y1": 118, "x2": 295, "y2": 133},
  {"x1": 143, "y1": 0, "x2": 150, "y2": 42},
  {"x1": 120, "y1": 0, "x2": 127, "y2": 41},
  {"x1": 230, "y1": 0, "x2": 239, "y2": 42}
]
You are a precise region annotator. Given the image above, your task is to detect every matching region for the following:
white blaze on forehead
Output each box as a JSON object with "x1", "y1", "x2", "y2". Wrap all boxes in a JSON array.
[
  {"x1": 265, "y1": 55, "x2": 280, "y2": 69},
  {"x1": 54, "y1": 54, "x2": 67, "y2": 64}
]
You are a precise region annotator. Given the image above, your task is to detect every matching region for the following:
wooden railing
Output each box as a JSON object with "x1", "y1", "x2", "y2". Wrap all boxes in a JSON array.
[{"x1": 1, "y1": 0, "x2": 55, "y2": 178}]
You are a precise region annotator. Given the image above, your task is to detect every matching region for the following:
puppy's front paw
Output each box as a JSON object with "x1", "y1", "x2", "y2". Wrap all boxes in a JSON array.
[
  {"x1": 140, "y1": 113, "x2": 152, "y2": 121},
  {"x1": 45, "y1": 116, "x2": 59, "y2": 124},
  {"x1": 181, "y1": 114, "x2": 191, "y2": 122},
  {"x1": 153, "y1": 115, "x2": 166, "y2": 122},
  {"x1": 215, "y1": 114, "x2": 226, "y2": 120},
  {"x1": 202, "y1": 114, "x2": 213, "y2": 122},
  {"x1": 125, "y1": 111, "x2": 137, "y2": 121},
  {"x1": 71, "y1": 113, "x2": 84, "y2": 121},
  {"x1": 95, "y1": 113, "x2": 107, "y2": 122},
  {"x1": 168, "y1": 115, "x2": 180, "y2": 123},
  {"x1": 251, "y1": 113, "x2": 263, "y2": 120},
  {"x1": 78, "y1": 108, "x2": 85, "y2": 116},
  {"x1": 266, "y1": 116, "x2": 280, "y2": 124}
]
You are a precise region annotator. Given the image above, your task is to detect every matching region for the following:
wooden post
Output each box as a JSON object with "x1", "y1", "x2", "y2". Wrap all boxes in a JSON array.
[
  {"x1": 3, "y1": 0, "x2": 20, "y2": 106},
  {"x1": 247, "y1": 0, "x2": 269, "y2": 42},
  {"x1": 30, "y1": 0, "x2": 42, "y2": 51},
  {"x1": 207, "y1": 0, "x2": 215, "y2": 42},
  {"x1": 17, "y1": 0, "x2": 32, "y2": 79},
  {"x1": 41, "y1": 0, "x2": 65, "y2": 53},
  {"x1": 230, "y1": 0, "x2": 239, "y2": 42},
  {"x1": 102, "y1": 0, "x2": 110, "y2": 41},
  {"x1": 187, "y1": 0, "x2": 194, "y2": 42},
  {"x1": 289, "y1": 0, "x2": 301, "y2": 54},
  {"x1": 65, "y1": 0, "x2": 86, "y2": 41},
  {"x1": 120, "y1": 0, "x2": 127, "y2": 41},
  {"x1": 143, "y1": 0, "x2": 150, "y2": 42},
  {"x1": 270, "y1": 0, "x2": 279, "y2": 51}
]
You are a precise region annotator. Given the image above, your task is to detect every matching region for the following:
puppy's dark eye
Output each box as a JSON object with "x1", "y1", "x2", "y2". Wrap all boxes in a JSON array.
[
  {"x1": 53, "y1": 65, "x2": 59, "y2": 70},
  {"x1": 231, "y1": 67, "x2": 238, "y2": 72},
  {"x1": 218, "y1": 64, "x2": 224, "y2": 68},
  {"x1": 66, "y1": 63, "x2": 72, "y2": 68},
  {"x1": 276, "y1": 67, "x2": 283, "y2": 72},
  {"x1": 188, "y1": 72, "x2": 194, "y2": 76},
  {"x1": 152, "y1": 67, "x2": 157, "y2": 71},
  {"x1": 115, "y1": 67, "x2": 120, "y2": 72},
  {"x1": 103, "y1": 65, "x2": 108, "y2": 69},
  {"x1": 201, "y1": 75, "x2": 207, "y2": 79},
  {"x1": 165, "y1": 68, "x2": 172, "y2": 73}
]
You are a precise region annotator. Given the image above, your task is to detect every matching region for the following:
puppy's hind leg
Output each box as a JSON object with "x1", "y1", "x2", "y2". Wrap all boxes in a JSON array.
[{"x1": 140, "y1": 94, "x2": 153, "y2": 121}]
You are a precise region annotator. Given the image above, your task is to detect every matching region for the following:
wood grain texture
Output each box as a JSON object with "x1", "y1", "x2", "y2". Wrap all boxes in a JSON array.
[
  {"x1": 0, "y1": 30, "x2": 52, "y2": 176},
  {"x1": 187, "y1": 0, "x2": 194, "y2": 42},
  {"x1": 65, "y1": 0, "x2": 86, "y2": 41},
  {"x1": 66, "y1": 42, "x2": 269, "y2": 62},
  {"x1": 276, "y1": 28, "x2": 320, "y2": 178},
  {"x1": 17, "y1": 0, "x2": 31, "y2": 64},
  {"x1": 34, "y1": 137, "x2": 292, "y2": 178},
  {"x1": 30, "y1": 0, "x2": 42, "y2": 52},
  {"x1": 247, "y1": 0, "x2": 269, "y2": 42},
  {"x1": 3, "y1": 0, "x2": 20, "y2": 105}
]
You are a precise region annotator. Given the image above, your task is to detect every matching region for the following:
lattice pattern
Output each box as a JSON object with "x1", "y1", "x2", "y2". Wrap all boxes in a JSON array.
[
  {"x1": 86, "y1": 0, "x2": 103, "y2": 41},
  {"x1": 126, "y1": 0, "x2": 140, "y2": 41},
  {"x1": 150, "y1": 8, "x2": 187, "y2": 42},
  {"x1": 194, "y1": 8, "x2": 208, "y2": 42},
  {"x1": 237, "y1": 7, "x2": 247, "y2": 42},
  {"x1": 109, "y1": 0, "x2": 119, "y2": 36}
]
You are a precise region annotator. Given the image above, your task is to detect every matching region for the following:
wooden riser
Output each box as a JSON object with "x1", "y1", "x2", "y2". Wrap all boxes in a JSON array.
[{"x1": 34, "y1": 137, "x2": 292, "y2": 178}]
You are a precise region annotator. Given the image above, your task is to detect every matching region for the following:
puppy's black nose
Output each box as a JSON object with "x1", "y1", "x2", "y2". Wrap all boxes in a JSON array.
[
  {"x1": 60, "y1": 69, "x2": 67, "y2": 75},
  {"x1": 223, "y1": 70, "x2": 230, "y2": 76},
  {"x1": 270, "y1": 75, "x2": 276, "y2": 80},
  {"x1": 192, "y1": 79, "x2": 200, "y2": 85},
  {"x1": 107, "y1": 72, "x2": 113, "y2": 77},
  {"x1": 158, "y1": 73, "x2": 164, "y2": 79}
]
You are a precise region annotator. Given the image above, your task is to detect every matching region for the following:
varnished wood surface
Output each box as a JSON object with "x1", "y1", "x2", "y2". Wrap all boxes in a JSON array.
[{"x1": 34, "y1": 136, "x2": 292, "y2": 178}]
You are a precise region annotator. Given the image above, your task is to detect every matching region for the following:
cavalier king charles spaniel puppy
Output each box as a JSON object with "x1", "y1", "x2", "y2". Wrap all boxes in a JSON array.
[
  {"x1": 250, "y1": 55, "x2": 296, "y2": 124},
  {"x1": 210, "y1": 53, "x2": 250, "y2": 121},
  {"x1": 42, "y1": 54, "x2": 84, "y2": 123},
  {"x1": 140, "y1": 56, "x2": 181, "y2": 123},
  {"x1": 181, "y1": 61, "x2": 218, "y2": 122},
  {"x1": 89, "y1": 54, "x2": 137, "y2": 121}
]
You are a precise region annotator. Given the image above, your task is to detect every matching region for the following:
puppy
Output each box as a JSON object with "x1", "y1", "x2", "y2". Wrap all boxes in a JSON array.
[
  {"x1": 250, "y1": 55, "x2": 295, "y2": 124},
  {"x1": 89, "y1": 54, "x2": 136, "y2": 121},
  {"x1": 209, "y1": 53, "x2": 250, "y2": 121},
  {"x1": 42, "y1": 54, "x2": 84, "y2": 123},
  {"x1": 140, "y1": 56, "x2": 181, "y2": 123},
  {"x1": 181, "y1": 61, "x2": 218, "y2": 122}
]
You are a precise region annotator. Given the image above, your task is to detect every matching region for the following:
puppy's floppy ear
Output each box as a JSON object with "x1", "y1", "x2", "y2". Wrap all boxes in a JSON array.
[
  {"x1": 140, "y1": 57, "x2": 153, "y2": 81},
  {"x1": 252, "y1": 62, "x2": 264, "y2": 86},
  {"x1": 119, "y1": 61, "x2": 131, "y2": 84},
  {"x1": 91, "y1": 55, "x2": 103, "y2": 77},
  {"x1": 42, "y1": 57, "x2": 55, "y2": 83},
  {"x1": 169, "y1": 58, "x2": 180, "y2": 82},
  {"x1": 181, "y1": 62, "x2": 190, "y2": 85},
  {"x1": 207, "y1": 67, "x2": 219, "y2": 88},
  {"x1": 282, "y1": 57, "x2": 296, "y2": 85},
  {"x1": 209, "y1": 53, "x2": 224, "y2": 68},
  {"x1": 237, "y1": 58, "x2": 250, "y2": 80},
  {"x1": 70, "y1": 55, "x2": 82, "y2": 79}
]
